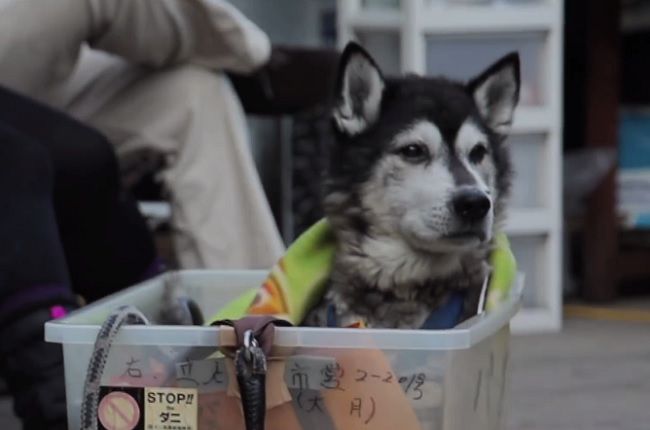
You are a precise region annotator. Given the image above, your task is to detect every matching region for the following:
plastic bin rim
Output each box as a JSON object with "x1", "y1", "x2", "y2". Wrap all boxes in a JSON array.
[{"x1": 45, "y1": 272, "x2": 523, "y2": 351}]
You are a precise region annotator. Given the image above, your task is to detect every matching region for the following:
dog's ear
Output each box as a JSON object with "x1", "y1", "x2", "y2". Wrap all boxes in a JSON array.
[
  {"x1": 467, "y1": 52, "x2": 520, "y2": 135},
  {"x1": 332, "y1": 42, "x2": 386, "y2": 136}
]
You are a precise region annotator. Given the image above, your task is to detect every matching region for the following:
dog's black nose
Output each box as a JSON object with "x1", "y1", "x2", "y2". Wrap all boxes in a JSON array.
[{"x1": 452, "y1": 190, "x2": 491, "y2": 221}]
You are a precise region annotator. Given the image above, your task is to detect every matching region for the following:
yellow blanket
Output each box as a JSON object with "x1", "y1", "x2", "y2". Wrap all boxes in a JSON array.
[{"x1": 208, "y1": 218, "x2": 516, "y2": 326}]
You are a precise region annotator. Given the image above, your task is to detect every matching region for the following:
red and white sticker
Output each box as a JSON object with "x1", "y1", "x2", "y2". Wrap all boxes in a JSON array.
[{"x1": 98, "y1": 391, "x2": 141, "y2": 430}]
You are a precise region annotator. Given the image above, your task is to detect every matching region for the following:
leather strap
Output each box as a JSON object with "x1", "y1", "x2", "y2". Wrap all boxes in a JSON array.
[{"x1": 211, "y1": 316, "x2": 292, "y2": 355}]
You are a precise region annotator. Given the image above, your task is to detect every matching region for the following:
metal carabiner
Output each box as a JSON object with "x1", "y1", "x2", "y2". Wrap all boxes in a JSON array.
[{"x1": 235, "y1": 329, "x2": 268, "y2": 430}]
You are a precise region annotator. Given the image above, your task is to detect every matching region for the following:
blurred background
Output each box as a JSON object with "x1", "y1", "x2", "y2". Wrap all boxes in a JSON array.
[{"x1": 1, "y1": 0, "x2": 650, "y2": 429}]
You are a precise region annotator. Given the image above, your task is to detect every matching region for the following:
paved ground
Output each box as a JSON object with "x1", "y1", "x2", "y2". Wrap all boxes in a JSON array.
[
  {"x1": 0, "y1": 317, "x2": 647, "y2": 429},
  {"x1": 507, "y1": 318, "x2": 650, "y2": 430}
]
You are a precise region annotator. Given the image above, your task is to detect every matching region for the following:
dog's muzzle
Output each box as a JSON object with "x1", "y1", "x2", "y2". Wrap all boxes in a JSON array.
[{"x1": 451, "y1": 189, "x2": 491, "y2": 222}]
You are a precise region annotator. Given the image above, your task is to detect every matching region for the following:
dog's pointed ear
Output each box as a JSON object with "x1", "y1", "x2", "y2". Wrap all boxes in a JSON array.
[
  {"x1": 467, "y1": 52, "x2": 520, "y2": 135},
  {"x1": 332, "y1": 42, "x2": 386, "y2": 136}
]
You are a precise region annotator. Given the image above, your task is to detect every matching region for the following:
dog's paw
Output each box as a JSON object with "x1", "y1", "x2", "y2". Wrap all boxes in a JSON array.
[{"x1": 338, "y1": 312, "x2": 371, "y2": 328}]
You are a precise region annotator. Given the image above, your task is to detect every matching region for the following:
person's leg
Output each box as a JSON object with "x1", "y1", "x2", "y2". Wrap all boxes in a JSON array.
[
  {"x1": 0, "y1": 123, "x2": 77, "y2": 430},
  {"x1": 0, "y1": 86, "x2": 161, "y2": 302},
  {"x1": 1, "y1": 0, "x2": 282, "y2": 270},
  {"x1": 0, "y1": 0, "x2": 89, "y2": 100},
  {"x1": 86, "y1": 65, "x2": 285, "y2": 269}
]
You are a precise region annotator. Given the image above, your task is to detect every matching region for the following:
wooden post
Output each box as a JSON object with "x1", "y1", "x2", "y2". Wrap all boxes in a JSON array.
[{"x1": 582, "y1": 0, "x2": 621, "y2": 301}]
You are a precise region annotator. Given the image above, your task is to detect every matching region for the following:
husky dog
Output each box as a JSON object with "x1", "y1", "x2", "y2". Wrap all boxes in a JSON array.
[{"x1": 304, "y1": 42, "x2": 520, "y2": 329}]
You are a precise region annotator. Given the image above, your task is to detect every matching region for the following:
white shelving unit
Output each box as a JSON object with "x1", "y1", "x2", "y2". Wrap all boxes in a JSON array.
[{"x1": 336, "y1": 0, "x2": 564, "y2": 333}]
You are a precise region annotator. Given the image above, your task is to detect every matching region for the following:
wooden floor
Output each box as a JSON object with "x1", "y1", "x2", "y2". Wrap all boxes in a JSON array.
[{"x1": 0, "y1": 317, "x2": 648, "y2": 429}]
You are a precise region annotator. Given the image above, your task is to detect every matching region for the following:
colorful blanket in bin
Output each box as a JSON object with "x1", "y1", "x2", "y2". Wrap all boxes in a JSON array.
[
  {"x1": 201, "y1": 218, "x2": 517, "y2": 429},
  {"x1": 208, "y1": 218, "x2": 517, "y2": 327}
]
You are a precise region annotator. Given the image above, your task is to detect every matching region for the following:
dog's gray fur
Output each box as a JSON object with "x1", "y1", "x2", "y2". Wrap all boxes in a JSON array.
[{"x1": 304, "y1": 43, "x2": 520, "y2": 329}]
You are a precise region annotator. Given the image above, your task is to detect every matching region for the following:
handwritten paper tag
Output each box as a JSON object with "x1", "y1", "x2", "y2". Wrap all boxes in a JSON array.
[
  {"x1": 174, "y1": 355, "x2": 337, "y2": 394},
  {"x1": 175, "y1": 358, "x2": 228, "y2": 393}
]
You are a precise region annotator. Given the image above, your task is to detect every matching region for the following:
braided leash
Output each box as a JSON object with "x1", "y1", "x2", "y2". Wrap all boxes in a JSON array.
[{"x1": 80, "y1": 305, "x2": 149, "y2": 430}]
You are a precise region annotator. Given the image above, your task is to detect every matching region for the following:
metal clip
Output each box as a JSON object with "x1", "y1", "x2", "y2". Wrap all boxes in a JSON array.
[
  {"x1": 239, "y1": 329, "x2": 267, "y2": 375},
  {"x1": 235, "y1": 329, "x2": 268, "y2": 430}
]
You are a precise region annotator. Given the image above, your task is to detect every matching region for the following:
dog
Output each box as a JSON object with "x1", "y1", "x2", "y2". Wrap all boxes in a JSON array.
[{"x1": 303, "y1": 42, "x2": 520, "y2": 329}]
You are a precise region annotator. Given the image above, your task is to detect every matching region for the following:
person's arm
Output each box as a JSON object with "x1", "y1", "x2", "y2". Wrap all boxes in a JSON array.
[{"x1": 87, "y1": 0, "x2": 271, "y2": 73}]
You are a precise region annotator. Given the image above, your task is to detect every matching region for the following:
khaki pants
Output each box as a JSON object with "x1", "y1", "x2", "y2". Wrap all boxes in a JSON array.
[{"x1": 0, "y1": 0, "x2": 285, "y2": 269}]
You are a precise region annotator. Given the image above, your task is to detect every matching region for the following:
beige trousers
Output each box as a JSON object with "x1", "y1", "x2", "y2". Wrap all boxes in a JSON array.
[{"x1": 0, "y1": 0, "x2": 285, "y2": 269}]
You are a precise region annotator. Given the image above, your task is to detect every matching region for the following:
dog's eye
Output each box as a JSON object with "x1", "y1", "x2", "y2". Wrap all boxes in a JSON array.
[
  {"x1": 398, "y1": 143, "x2": 429, "y2": 162},
  {"x1": 469, "y1": 144, "x2": 488, "y2": 164}
]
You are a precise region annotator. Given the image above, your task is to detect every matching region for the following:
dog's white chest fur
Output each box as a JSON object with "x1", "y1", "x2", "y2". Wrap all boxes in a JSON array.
[
  {"x1": 346, "y1": 236, "x2": 463, "y2": 294},
  {"x1": 301, "y1": 234, "x2": 490, "y2": 329}
]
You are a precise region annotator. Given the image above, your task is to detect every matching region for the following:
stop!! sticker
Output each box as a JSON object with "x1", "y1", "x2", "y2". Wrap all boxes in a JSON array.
[{"x1": 144, "y1": 387, "x2": 198, "y2": 430}]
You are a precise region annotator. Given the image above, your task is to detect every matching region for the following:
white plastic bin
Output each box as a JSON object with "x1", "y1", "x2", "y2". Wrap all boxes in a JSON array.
[{"x1": 46, "y1": 270, "x2": 522, "y2": 430}]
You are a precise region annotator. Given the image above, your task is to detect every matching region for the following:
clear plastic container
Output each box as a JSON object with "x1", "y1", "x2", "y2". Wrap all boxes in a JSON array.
[
  {"x1": 508, "y1": 133, "x2": 547, "y2": 209},
  {"x1": 46, "y1": 270, "x2": 522, "y2": 430},
  {"x1": 361, "y1": 0, "x2": 401, "y2": 9},
  {"x1": 510, "y1": 236, "x2": 546, "y2": 308}
]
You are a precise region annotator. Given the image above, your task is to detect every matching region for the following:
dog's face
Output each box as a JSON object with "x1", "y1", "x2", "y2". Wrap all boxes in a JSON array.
[{"x1": 325, "y1": 42, "x2": 519, "y2": 255}]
